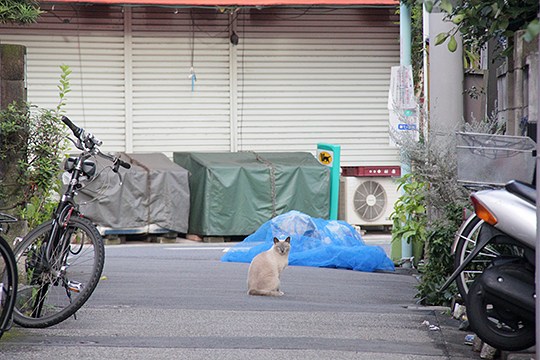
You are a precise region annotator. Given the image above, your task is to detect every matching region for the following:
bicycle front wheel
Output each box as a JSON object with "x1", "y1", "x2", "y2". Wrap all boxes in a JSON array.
[
  {"x1": 13, "y1": 217, "x2": 104, "y2": 328},
  {"x1": 0, "y1": 236, "x2": 17, "y2": 338}
]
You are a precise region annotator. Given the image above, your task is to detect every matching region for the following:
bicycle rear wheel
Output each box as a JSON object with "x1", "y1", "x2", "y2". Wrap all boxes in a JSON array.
[
  {"x1": 13, "y1": 217, "x2": 104, "y2": 328},
  {"x1": 454, "y1": 215, "x2": 525, "y2": 299},
  {"x1": 0, "y1": 236, "x2": 17, "y2": 338}
]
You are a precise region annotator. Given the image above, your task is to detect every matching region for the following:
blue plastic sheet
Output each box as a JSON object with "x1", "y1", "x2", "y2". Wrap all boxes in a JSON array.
[{"x1": 221, "y1": 210, "x2": 394, "y2": 272}]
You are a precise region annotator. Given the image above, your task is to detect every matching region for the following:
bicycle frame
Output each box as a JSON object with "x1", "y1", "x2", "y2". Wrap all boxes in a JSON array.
[
  {"x1": 29, "y1": 151, "x2": 94, "y2": 318},
  {"x1": 48, "y1": 152, "x2": 91, "y2": 250}
]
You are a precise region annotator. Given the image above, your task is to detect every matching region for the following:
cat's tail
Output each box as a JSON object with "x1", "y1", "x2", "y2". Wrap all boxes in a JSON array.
[{"x1": 247, "y1": 289, "x2": 284, "y2": 297}]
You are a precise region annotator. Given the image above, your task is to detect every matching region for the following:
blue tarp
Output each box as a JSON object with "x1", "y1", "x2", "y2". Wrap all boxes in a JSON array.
[{"x1": 221, "y1": 210, "x2": 394, "y2": 272}]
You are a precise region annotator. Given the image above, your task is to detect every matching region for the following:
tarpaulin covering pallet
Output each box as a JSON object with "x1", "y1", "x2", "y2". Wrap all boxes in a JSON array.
[
  {"x1": 78, "y1": 153, "x2": 190, "y2": 235},
  {"x1": 173, "y1": 152, "x2": 329, "y2": 236}
]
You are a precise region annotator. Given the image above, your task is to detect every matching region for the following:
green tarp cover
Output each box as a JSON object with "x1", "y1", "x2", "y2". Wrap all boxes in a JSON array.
[{"x1": 173, "y1": 152, "x2": 330, "y2": 236}]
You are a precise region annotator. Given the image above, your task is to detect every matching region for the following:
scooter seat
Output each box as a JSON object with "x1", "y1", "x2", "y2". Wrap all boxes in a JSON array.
[{"x1": 505, "y1": 180, "x2": 536, "y2": 205}]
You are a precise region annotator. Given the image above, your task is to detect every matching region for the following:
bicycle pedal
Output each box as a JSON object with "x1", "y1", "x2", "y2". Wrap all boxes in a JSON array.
[{"x1": 67, "y1": 281, "x2": 83, "y2": 293}]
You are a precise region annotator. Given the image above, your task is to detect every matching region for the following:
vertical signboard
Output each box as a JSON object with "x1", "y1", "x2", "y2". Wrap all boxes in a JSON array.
[
  {"x1": 317, "y1": 143, "x2": 340, "y2": 220},
  {"x1": 388, "y1": 65, "x2": 419, "y2": 147}
]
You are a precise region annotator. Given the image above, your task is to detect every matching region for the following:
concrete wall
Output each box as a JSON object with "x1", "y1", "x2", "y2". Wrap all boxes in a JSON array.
[
  {"x1": 497, "y1": 31, "x2": 538, "y2": 136},
  {"x1": 0, "y1": 44, "x2": 26, "y2": 108}
]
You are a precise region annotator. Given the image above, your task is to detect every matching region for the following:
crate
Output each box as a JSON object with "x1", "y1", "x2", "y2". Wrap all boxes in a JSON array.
[{"x1": 456, "y1": 132, "x2": 536, "y2": 186}]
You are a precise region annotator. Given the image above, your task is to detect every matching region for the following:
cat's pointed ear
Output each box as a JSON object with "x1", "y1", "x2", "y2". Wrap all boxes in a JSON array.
[
  {"x1": 285, "y1": 237, "x2": 291, "y2": 243},
  {"x1": 273, "y1": 237, "x2": 279, "y2": 244}
]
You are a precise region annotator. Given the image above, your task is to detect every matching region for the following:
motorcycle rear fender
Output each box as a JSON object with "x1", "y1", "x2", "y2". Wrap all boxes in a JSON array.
[{"x1": 479, "y1": 265, "x2": 535, "y2": 320}]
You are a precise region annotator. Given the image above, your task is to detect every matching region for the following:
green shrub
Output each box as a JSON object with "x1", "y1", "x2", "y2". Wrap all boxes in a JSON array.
[
  {"x1": 415, "y1": 203, "x2": 463, "y2": 305},
  {"x1": 0, "y1": 65, "x2": 71, "y2": 229},
  {"x1": 391, "y1": 173, "x2": 428, "y2": 265}
]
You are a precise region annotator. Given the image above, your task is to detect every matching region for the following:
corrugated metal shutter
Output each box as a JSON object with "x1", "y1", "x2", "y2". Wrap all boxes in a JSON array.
[
  {"x1": 0, "y1": 5, "x2": 126, "y2": 151},
  {"x1": 235, "y1": 7, "x2": 400, "y2": 166},
  {"x1": 1, "y1": 5, "x2": 399, "y2": 165},
  {"x1": 130, "y1": 7, "x2": 231, "y2": 154}
]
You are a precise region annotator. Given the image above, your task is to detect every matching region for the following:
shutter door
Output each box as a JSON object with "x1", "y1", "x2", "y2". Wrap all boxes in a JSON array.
[
  {"x1": 236, "y1": 8, "x2": 400, "y2": 166},
  {"x1": 1, "y1": 5, "x2": 400, "y2": 164},
  {"x1": 0, "y1": 5, "x2": 126, "y2": 151},
  {"x1": 130, "y1": 8, "x2": 231, "y2": 154}
]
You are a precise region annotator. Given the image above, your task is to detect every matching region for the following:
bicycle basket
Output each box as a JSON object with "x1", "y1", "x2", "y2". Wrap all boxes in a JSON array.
[{"x1": 456, "y1": 132, "x2": 536, "y2": 186}]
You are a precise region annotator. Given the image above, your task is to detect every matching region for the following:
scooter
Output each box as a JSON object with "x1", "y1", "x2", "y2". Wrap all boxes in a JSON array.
[{"x1": 440, "y1": 179, "x2": 536, "y2": 351}]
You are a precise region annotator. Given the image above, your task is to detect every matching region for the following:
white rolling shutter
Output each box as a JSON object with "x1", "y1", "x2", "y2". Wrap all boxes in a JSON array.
[
  {"x1": 130, "y1": 7, "x2": 231, "y2": 154},
  {"x1": 0, "y1": 5, "x2": 126, "y2": 151},
  {"x1": 0, "y1": 5, "x2": 400, "y2": 165},
  {"x1": 235, "y1": 7, "x2": 400, "y2": 166}
]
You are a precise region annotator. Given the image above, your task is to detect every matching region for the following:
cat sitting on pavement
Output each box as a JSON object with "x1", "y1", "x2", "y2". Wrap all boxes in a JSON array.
[{"x1": 247, "y1": 237, "x2": 291, "y2": 296}]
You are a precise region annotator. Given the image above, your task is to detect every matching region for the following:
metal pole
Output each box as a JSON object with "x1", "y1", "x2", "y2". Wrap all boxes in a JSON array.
[
  {"x1": 400, "y1": 3, "x2": 412, "y2": 67},
  {"x1": 400, "y1": 2, "x2": 413, "y2": 262},
  {"x1": 535, "y1": 1, "x2": 540, "y2": 348}
]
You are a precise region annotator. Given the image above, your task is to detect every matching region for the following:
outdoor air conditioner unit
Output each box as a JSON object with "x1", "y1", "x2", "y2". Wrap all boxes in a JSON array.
[{"x1": 338, "y1": 166, "x2": 401, "y2": 228}]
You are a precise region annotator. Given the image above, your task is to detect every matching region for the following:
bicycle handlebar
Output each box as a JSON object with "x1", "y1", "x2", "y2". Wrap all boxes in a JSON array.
[
  {"x1": 61, "y1": 116, "x2": 103, "y2": 150},
  {"x1": 117, "y1": 158, "x2": 131, "y2": 170},
  {"x1": 61, "y1": 116, "x2": 83, "y2": 138},
  {"x1": 61, "y1": 116, "x2": 131, "y2": 171},
  {"x1": 97, "y1": 151, "x2": 131, "y2": 170}
]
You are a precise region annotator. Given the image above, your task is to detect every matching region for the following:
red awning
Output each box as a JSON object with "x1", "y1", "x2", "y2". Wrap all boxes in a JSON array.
[{"x1": 47, "y1": 0, "x2": 397, "y2": 6}]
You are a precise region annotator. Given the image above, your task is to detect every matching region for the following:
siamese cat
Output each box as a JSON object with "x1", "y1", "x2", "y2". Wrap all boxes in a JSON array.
[{"x1": 247, "y1": 237, "x2": 291, "y2": 296}]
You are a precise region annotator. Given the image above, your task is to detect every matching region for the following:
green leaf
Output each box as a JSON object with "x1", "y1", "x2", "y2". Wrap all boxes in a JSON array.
[
  {"x1": 424, "y1": 0, "x2": 433, "y2": 13},
  {"x1": 447, "y1": 35, "x2": 457, "y2": 52},
  {"x1": 434, "y1": 32, "x2": 449, "y2": 46},
  {"x1": 480, "y1": 5, "x2": 492, "y2": 17},
  {"x1": 402, "y1": 230, "x2": 417, "y2": 241},
  {"x1": 524, "y1": 19, "x2": 540, "y2": 43},
  {"x1": 452, "y1": 14, "x2": 465, "y2": 24},
  {"x1": 492, "y1": 3, "x2": 501, "y2": 19},
  {"x1": 498, "y1": 18, "x2": 509, "y2": 31},
  {"x1": 415, "y1": 205, "x2": 426, "y2": 213},
  {"x1": 439, "y1": 0, "x2": 453, "y2": 14}
]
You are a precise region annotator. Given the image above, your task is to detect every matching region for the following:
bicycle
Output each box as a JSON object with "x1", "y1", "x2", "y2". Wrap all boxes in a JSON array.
[
  {"x1": 12, "y1": 116, "x2": 130, "y2": 328},
  {"x1": 0, "y1": 213, "x2": 18, "y2": 339}
]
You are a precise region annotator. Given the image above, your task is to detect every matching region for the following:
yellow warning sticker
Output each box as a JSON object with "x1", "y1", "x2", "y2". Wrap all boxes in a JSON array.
[{"x1": 318, "y1": 151, "x2": 333, "y2": 166}]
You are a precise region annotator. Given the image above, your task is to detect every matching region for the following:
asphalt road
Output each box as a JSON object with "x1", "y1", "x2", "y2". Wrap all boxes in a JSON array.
[{"x1": 0, "y1": 238, "x2": 480, "y2": 360}]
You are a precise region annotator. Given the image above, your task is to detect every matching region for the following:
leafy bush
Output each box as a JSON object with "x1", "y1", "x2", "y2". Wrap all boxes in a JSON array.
[
  {"x1": 402, "y1": 0, "x2": 539, "y2": 54},
  {"x1": 0, "y1": 65, "x2": 71, "y2": 229},
  {"x1": 390, "y1": 110, "x2": 506, "y2": 305},
  {"x1": 391, "y1": 173, "x2": 427, "y2": 263},
  {"x1": 389, "y1": 102, "x2": 470, "y2": 305},
  {"x1": 0, "y1": 0, "x2": 42, "y2": 24},
  {"x1": 415, "y1": 203, "x2": 462, "y2": 305}
]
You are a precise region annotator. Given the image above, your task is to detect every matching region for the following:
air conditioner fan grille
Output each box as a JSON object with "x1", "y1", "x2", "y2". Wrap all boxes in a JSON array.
[{"x1": 353, "y1": 180, "x2": 387, "y2": 221}]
